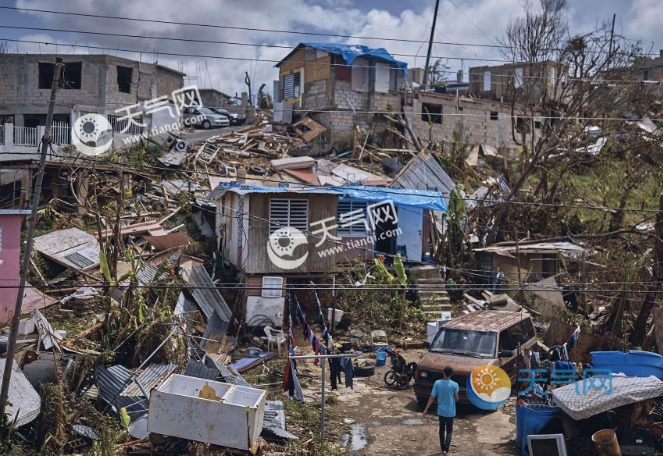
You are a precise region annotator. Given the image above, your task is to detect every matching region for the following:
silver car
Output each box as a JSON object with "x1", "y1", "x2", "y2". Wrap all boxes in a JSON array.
[{"x1": 183, "y1": 106, "x2": 230, "y2": 129}]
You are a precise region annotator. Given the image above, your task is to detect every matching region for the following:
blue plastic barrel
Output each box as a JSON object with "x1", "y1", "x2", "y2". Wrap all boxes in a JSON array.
[
  {"x1": 519, "y1": 405, "x2": 557, "y2": 455},
  {"x1": 376, "y1": 350, "x2": 387, "y2": 366},
  {"x1": 516, "y1": 406, "x2": 525, "y2": 450},
  {"x1": 591, "y1": 350, "x2": 663, "y2": 379}
]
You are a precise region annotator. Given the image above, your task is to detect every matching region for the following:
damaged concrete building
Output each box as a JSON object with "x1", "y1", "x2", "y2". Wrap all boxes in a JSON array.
[
  {"x1": 275, "y1": 43, "x2": 537, "y2": 153},
  {"x1": 0, "y1": 54, "x2": 185, "y2": 160}
]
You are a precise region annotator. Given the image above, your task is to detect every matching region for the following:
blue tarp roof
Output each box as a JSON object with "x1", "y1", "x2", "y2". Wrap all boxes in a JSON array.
[
  {"x1": 208, "y1": 184, "x2": 446, "y2": 212},
  {"x1": 277, "y1": 43, "x2": 409, "y2": 76},
  {"x1": 336, "y1": 186, "x2": 447, "y2": 212}
]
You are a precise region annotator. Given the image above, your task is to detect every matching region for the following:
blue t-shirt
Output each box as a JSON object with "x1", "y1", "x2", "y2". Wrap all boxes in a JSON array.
[{"x1": 431, "y1": 379, "x2": 459, "y2": 417}]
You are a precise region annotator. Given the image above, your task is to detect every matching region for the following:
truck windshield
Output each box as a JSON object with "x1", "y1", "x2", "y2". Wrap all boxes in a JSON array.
[{"x1": 430, "y1": 329, "x2": 497, "y2": 358}]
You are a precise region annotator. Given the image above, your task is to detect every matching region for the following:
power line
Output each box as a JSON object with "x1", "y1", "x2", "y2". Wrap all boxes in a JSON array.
[
  {"x1": 7, "y1": 147, "x2": 663, "y2": 215},
  {"x1": 0, "y1": 37, "x2": 514, "y2": 65},
  {"x1": 448, "y1": 0, "x2": 497, "y2": 46},
  {"x1": 0, "y1": 5, "x2": 656, "y2": 57},
  {"x1": 1, "y1": 35, "x2": 658, "y2": 86}
]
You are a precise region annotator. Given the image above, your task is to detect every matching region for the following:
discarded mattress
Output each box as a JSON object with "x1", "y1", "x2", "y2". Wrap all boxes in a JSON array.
[
  {"x1": 552, "y1": 374, "x2": 663, "y2": 420},
  {"x1": 591, "y1": 350, "x2": 663, "y2": 379},
  {"x1": 0, "y1": 358, "x2": 41, "y2": 427}
]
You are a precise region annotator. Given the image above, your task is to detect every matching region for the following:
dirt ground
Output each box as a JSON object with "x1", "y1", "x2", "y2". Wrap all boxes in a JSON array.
[{"x1": 294, "y1": 349, "x2": 520, "y2": 456}]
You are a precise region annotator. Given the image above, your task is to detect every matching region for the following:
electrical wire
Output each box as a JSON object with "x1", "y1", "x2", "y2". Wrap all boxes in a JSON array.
[
  {"x1": 10, "y1": 147, "x2": 662, "y2": 215},
  {"x1": 0, "y1": 5, "x2": 656, "y2": 57},
  {"x1": 1, "y1": 35, "x2": 659, "y2": 86}
]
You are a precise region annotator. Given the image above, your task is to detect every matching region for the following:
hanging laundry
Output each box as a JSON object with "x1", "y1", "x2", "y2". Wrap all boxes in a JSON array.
[{"x1": 340, "y1": 357, "x2": 354, "y2": 389}]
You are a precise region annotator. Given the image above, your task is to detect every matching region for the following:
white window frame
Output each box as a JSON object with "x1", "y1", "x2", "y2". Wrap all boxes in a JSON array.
[
  {"x1": 262, "y1": 276, "x2": 284, "y2": 298},
  {"x1": 483, "y1": 71, "x2": 491, "y2": 91},
  {"x1": 283, "y1": 71, "x2": 301, "y2": 100},
  {"x1": 337, "y1": 200, "x2": 368, "y2": 236},
  {"x1": 269, "y1": 198, "x2": 309, "y2": 234}
]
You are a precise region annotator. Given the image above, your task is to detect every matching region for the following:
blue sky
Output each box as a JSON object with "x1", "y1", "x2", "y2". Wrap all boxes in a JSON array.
[{"x1": 2, "y1": 0, "x2": 662, "y2": 95}]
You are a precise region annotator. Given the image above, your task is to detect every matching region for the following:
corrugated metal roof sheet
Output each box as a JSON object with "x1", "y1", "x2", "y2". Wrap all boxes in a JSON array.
[
  {"x1": 174, "y1": 292, "x2": 199, "y2": 316},
  {"x1": 121, "y1": 363, "x2": 177, "y2": 397},
  {"x1": 206, "y1": 184, "x2": 341, "y2": 201},
  {"x1": 183, "y1": 359, "x2": 219, "y2": 380},
  {"x1": 390, "y1": 152, "x2": 455, "y2": 203},
  {"x1": 444, "y1": 310, "x2": 530, "y2": 332},
  {"x1": 201, "y1": 313, "x2": 229, "y2": 348},
  {"x1": 94, "y1": 365, "x2": 148, "y2": 419},
  {"x1": 181, "y1": 265, "x2": 232, "y2": 322},
  {"x1": 263, "y1": 400, "x2": 298, "y2": 440},
  {"x1": 0, "y1": 359, "x2": 40, "y2": 428},
  {"x1": 204, "y1": 356, "x2": 250, "y2": 386}
]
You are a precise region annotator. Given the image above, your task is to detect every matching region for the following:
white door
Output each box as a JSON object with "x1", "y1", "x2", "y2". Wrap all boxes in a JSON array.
[{"x1": 396, "y1": 206, "x2": 423, "y2": 262}]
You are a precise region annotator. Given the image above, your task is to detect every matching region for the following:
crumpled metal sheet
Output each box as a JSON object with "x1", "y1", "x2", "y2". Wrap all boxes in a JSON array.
[
  {"x1": 121, "y1": 363, "x2": 177, "y2": 397},
  {"x1": 183, "y1": 359, "x2": 219, "y2": 380},
  {"x1": 94, "y1": 365, "x2": 148, "y2": 419},
  {"x1": 0, "y1": 359, "x2": 41, "y2": 428},
  {"x1": 181, "y1": 265, "x2": 232, "y2": 323},
  {"x1": 204, "y1": 356, "x2": 249, "y2": 386},
  {"x1": 72, "y1": 424, "x2": 101, "y2": 440},
  {"x1": 262, "y1": 400, "x2": 298, "y2": 441}
]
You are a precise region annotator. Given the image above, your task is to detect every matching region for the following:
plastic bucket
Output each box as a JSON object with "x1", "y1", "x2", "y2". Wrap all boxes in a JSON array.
[
  {"x1": 376, "y1": 350, "x2": 387, "y2": 366},
  {"x1": 592, "y1": 429, "x2": 622, "y2": 456},
  {"x1": 519, "y1": 405, "x2": 557, "y2": 455}
]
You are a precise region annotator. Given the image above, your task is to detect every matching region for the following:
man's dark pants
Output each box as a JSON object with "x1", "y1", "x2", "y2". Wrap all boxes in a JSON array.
[{"x1": 439, "y1": 416, "x2": 453, "y2": 452}]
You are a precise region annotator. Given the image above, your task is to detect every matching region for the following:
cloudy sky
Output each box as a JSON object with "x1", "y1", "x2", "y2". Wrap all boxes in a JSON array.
[{"x1": 2, "y1": 0, "x2": 662, "y2": 99}]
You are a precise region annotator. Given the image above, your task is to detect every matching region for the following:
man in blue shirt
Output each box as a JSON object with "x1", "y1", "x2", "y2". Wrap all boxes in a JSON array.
[{"x1": 422, "y1": 366, "x2": 459, "y2": 455}]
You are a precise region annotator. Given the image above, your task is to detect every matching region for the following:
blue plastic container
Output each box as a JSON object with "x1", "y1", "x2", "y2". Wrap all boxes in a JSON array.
[
  {"x1": 590, "y1": 350, "x2": 663, "y2": 379},
  {"x1": 518, "y1": 405, "x2": 557, "y2": 455},
  {"x1": 376, "y1": 350, "x2": 387, "y2": 366}
]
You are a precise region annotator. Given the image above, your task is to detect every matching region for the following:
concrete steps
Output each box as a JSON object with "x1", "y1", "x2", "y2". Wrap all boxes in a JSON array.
[{"x1": 407, "y1": 266, "x2": 453, "y2": 321}]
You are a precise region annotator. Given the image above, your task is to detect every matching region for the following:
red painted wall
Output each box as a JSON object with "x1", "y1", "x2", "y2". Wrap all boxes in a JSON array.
[{"x1": 0, "y1": 214, "x2": 22, "y2": 323}]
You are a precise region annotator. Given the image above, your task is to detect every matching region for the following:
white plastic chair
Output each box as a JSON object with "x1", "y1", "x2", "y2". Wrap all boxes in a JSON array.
[{"x1": 264, "y1": 326, "x2": 286, "y2": 356}]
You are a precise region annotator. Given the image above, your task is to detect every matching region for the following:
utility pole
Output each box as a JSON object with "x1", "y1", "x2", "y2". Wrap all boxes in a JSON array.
[
  {"x1": 422, "y1": 0, "x2": 441, "y2": 89},
  {"x1": 608, "y1": 14, "x2": 616, "y2": 65},
  {"x1": 0, "y1": 58, "x2": 63, "y2": 417}
]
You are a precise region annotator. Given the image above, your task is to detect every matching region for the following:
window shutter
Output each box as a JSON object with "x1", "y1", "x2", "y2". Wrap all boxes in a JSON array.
[
  {"x1": 269, "y1": 199, "x2": 309, "y2": 234},
  {"x1": 283, "y1": 74, "x2": 294, "y2": 100},
  {"x1": 337, "y1": 200, "x2": 368, "y2": 235}
]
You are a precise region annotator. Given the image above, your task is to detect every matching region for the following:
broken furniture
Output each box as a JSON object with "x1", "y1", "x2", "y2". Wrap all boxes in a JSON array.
[
  {"x1": 350, "y1": 328, "x2": 370, "y2": 349},
  {"x1": 147, "y1": 374, "x2": 266, "y2": 451},
  {"x1": 264, "y1": 326, "x2": 286, "y2": 355},
  {"x1": 370, "y1": 330, "x2": 388, "y2": 349}
]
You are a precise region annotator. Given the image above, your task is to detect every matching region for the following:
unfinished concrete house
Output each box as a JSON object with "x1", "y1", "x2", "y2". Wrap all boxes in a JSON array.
[
  {"x1": 274, "y1": 43, "x2": 534, "y2": 153},
  {"x1": 0, "y1": 54, "x2": 185, "y2": 160},
  {"x1": 468, "y1": 61, "x2": 566, "y2": 104}
]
